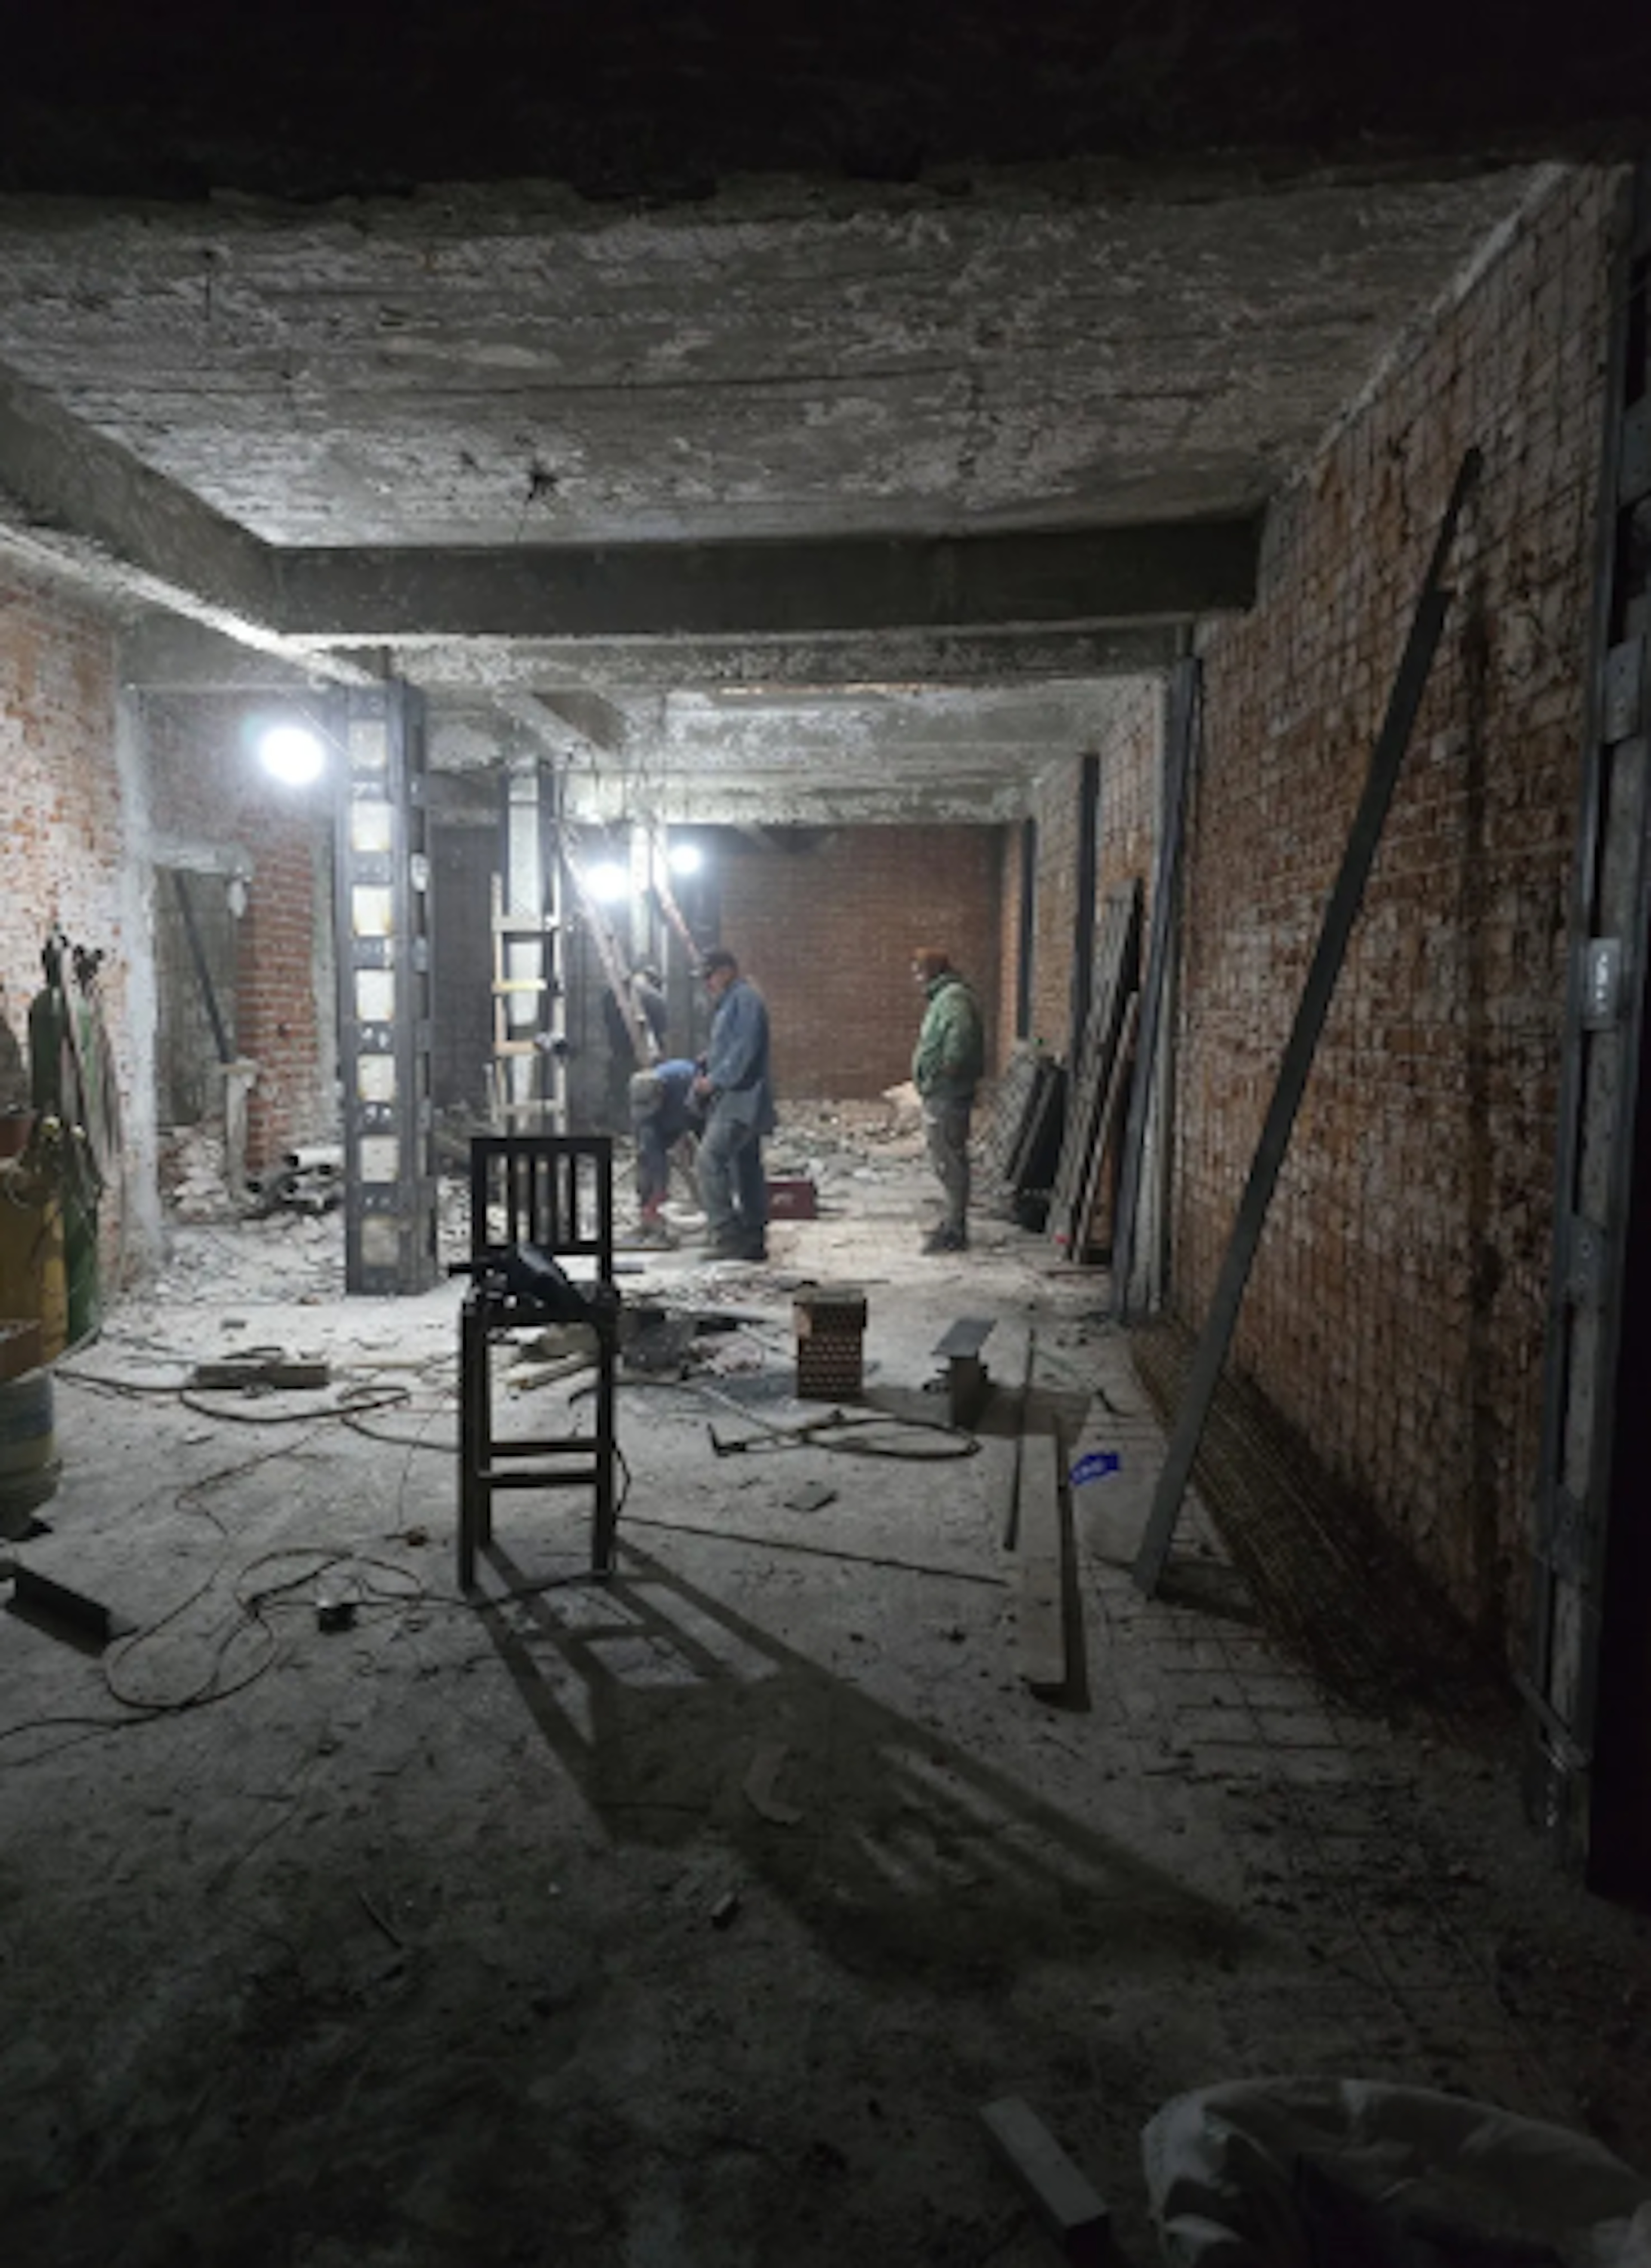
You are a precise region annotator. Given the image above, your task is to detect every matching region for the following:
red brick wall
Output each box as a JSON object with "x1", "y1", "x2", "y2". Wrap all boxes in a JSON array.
[
  {"x1": 1176, "y1": 167, "x2": 1618, "y2": 1656},
  {"x1": 1026, "y1": 760, "x2": 1087, "y2": 1059},
  {"x1": 142, "y1": 696, "x2": 336, "y2": 1170},
  {"x1": 1019, "y1": 680, "x2": 1164, "y2": 1066},
  {"x1": 1097, "y1": 678, "x2": 1163, "y2": 907},
  {"x1": 714, "y1": 825, "x2": 1004, "y2": 1099},
  {"x1": 0, "y1": 563, "x2": 131, "y2": 1135}
]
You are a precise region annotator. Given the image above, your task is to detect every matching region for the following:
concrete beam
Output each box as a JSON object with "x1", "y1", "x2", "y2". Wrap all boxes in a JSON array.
[
  {"x1": 117, "y1": 609, "x2": 374, "y2": 692},
  {"x1": 0, "y1": 358, "x2": 281, "y2": 629},
  {"x1": 562, "y1": 767, "x2": 1032, "y2": 829},
  {"x1": 277, "y1": 522, "x2": 1258, "y2": 643},
  {"x1": 531, "y1": 690, "x2": 629, "y2": 752},
  {"x1": 349, "y1": 622, "x2": 1183, "y2": 693}
]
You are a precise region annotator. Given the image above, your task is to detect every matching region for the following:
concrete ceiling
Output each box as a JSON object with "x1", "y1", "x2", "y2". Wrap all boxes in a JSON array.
[{"x1": 2, "y1": 4, "x2": 1639, "y2": 821}]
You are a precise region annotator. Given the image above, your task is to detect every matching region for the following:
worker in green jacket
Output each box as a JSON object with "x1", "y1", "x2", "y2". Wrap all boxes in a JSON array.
[{"x1": 910, "y1": 948, "x2": 985, "y2": 1253}]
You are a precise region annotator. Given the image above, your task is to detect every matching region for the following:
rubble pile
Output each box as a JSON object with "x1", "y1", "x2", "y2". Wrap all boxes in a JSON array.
[{"x1": 245, "y1": 1144, "x2": 344, "y2": 1219}]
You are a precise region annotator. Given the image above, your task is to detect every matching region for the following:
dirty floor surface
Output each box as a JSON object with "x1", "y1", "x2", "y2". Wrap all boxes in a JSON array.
[{"x1": 3, "y1": 1106, "x2": 1650, "y2": 2266}]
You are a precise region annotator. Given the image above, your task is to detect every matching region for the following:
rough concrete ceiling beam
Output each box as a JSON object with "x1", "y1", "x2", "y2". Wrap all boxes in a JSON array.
[
  {"x1": 351, "y1": 623, "x2": 1182, "y2": 693},
  {"x1": 276, "y1": 522, "x2": 1258, "y2": 643},
  {"x1": 530, "y1": 690, "x2": 629, "y2": 752},
  {"x1": 426, "y1": 711, "x2": 545, "y2": 774},
  {"x1": 117, "y1": 610, "x2": 372, "y2": 693},
  {"x1": 0, "y1": 358, "x2": 281, "y2": 630},
  {"x1": 563, "y1": 769, "x2": 1031, "y2": 828}
]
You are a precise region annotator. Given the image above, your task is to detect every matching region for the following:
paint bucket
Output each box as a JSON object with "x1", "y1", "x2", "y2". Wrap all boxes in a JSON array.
[
  {"x1": 0, "y1": 1159, "x2": 68, "y2": 1364},
  {"x1": 0, "y1": 1368, "x2": 61, "y2": 1537}
]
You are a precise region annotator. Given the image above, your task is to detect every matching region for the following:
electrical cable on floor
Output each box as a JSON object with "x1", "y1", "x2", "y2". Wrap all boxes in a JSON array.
[
  {"x1": 58, "y1": 1362, "x2": 416, "y2": 1427},
  {"x1": 178, "y1": 1383, "x2": 413, "y2": 1426},
  {"x1": 55, "y1": 1366, "x2": 196, "y2": 1397}
]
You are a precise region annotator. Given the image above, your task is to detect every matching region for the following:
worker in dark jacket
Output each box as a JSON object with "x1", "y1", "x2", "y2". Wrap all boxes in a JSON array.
[
  {"x1": 630, "y1": 1057, "x2": 702, "y2": 1237},
  {"x1": 911, "y1": 947, "x2": 985, "y2": 1252},
  {"x1": 694, "y1": 949, "x2": 776, "y2": 1262}
]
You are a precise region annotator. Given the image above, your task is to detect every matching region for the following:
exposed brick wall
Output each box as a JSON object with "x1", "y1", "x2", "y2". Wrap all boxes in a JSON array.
[
  {"x1": 713, "y1": 825, "x2": 1004, "y2": 1100},
  {"x1": 0, "y1": 566, "x2": 135, "y2": 1267},
  {"x1": 1097, "y1": 678, "x2": 1164, "y2": 907},
  {"x1": 1176, "y1": 166, "x2": 1619, "y2": 1658},
  {"x1": 142, "y1": 695, "x2": 337, "y2": 1171},
  {"x1": 1020, "y1": 681, "x2": 1165, "y2": 1068},
  {"x1": 1025, "y1": 759, "x2": 1087, "y2": 1059}
]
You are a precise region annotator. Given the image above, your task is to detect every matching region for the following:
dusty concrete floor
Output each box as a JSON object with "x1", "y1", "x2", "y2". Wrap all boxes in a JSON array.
[{"x1": 3, "y1": 1104, "x2": 1651, "y2": 2265}]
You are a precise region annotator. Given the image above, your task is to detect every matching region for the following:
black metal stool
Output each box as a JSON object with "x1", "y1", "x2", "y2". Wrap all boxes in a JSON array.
[{"x1": 454, "y1": 1134, "x2": 620, "y2": 1589}]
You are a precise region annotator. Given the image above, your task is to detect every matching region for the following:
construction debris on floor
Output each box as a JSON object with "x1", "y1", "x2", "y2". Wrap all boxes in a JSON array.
[{"x1": 2, "y1": 1104, "x2": 1650, "y2": 2265}]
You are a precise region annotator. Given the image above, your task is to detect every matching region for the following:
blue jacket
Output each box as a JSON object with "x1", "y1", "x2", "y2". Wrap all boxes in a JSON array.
[
  {"x1": 633, "y1": 1059, "x2": 701, "y2": 1201},
  {"x1": 706, "y1": 977, "x2": 776, "y2": 1134}
]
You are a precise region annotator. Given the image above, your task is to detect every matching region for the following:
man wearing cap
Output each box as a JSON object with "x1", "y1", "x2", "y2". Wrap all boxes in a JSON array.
[
  {"x1": 911, "y1": 948, "x2": 985, "y2": 1253},
  {"x1": 694, "y1": 949, "x2": 776, "y2": 1262},
  {"x1": 629, "y1": 1058, "x2": 702, "y2": 1240}
]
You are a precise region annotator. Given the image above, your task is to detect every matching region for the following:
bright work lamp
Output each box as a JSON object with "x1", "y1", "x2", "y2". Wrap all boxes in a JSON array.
[
  {"x1": 586, "y1": 861, "x2": 630, "y2": 903},
  {"x1": 258, "y1": 723, "x2": 326, "y2": 786}
]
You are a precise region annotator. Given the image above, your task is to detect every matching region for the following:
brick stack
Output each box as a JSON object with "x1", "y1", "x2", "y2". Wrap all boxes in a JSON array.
[{"x1": 793, "y1": 1284, "x2": 868, "y2": 1401}]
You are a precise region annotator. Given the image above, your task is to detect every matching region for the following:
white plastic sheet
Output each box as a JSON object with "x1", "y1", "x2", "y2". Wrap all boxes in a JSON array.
[{"x1": 1143, "y1": 2078, "x2": 1651, "y2": 2267}]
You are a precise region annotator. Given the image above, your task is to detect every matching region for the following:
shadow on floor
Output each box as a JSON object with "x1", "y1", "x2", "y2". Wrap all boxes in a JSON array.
[{"x1": 473, "y1": 1532, "x2": 1264, "y2": 1992}]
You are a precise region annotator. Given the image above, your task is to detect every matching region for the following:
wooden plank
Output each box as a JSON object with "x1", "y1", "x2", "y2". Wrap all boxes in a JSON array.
[
  {"x1": 980, "y1": 2096, "x2": 1110, "y2": 2261},
  {"x1": 933, "y1": 1316, "x2": 995, "y2": 1361},
  {"x1": 1049, "y1": 880, "x2": 1142, "y2": 1254},
  {"x1": 977, "y1": 1043, "x2": 1045, "y2": 1186},
  {"x1": 1075, "y1": 990, "x2": 1140, "y2": 1260},
  {"x1": 1015, "y1": 1431, "x2": 1068, "y2": 1695},
  {"x1": 1006, "y1": 1057, "x2": 1065, "y2": 1195}
]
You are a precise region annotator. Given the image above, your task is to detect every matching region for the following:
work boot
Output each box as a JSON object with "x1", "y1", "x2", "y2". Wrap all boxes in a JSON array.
[{"x1": 921, "y1": 1224, "x2": 967, "y2": 1254}]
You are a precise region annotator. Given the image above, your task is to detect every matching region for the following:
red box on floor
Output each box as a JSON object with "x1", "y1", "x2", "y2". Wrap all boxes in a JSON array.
[{"x1": 766, "y1": 1177, "x2": 818, "y2": 1220}]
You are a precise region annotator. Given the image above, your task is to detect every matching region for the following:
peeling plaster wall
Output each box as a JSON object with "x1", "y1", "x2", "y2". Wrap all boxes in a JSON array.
[{"x1": 1175, "y1": 164, "x2": 1620, "y2": 1660}]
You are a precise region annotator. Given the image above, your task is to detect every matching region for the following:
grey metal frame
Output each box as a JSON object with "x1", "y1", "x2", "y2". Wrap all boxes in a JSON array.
[
  {"x1": 334, "y1": 682, "x2": 439, "y2": 1296},
  {"x1": 1524, "y1": 165, "x2": 1651, "y2": 1894}
]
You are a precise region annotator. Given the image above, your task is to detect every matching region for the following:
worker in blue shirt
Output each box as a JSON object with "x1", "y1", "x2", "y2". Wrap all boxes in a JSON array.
[
  {"x1": 693, "y1": 949, "x2": 776, "y2": 1262},
  {"x1": 629, "y1": 1057, "x2": 702, "y2": 1238}
]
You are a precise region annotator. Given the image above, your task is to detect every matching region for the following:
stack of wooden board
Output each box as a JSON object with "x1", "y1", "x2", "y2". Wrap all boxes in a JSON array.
[{"x1": 978, "y1": 1045, "x2": 1067, "y2": 1222}]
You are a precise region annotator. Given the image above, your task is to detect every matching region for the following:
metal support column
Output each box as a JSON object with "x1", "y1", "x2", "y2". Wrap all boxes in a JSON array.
[
  {"x1": 491, "y1": 760, "x2": 565, "y2": 1132},
  {"x1": 1524, "y1": 165, "x2": 1651, "y2": 1895},
  {"x1": 1066, "y1": 754, "x2": 1100, "y2": 1074},
  {"x1": 335, "y1": 681, "x2": 439, "y2": 1295},
  {"x1": 1112, "y1": 654, "x2": 1199, "y2": 1323}
]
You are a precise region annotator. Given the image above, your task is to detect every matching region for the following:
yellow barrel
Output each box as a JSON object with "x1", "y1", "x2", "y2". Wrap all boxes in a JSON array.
[
  {"x1": 0, "y1": 1158, "x2": 68, "y2": 1364},
  {"x1": 0, "y1": 1368, "x2": 60, "y2": 1536}
]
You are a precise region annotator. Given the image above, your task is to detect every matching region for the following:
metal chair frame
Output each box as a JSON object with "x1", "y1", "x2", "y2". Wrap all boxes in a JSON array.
[{"x1": 456, "y1": 1134, "x2": 618, "y2": 1588}]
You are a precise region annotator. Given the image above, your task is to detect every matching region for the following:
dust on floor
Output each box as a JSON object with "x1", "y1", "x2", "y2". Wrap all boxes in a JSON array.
[{"x1": 2, "y1": 1108, "x2": 1649, "y2": 2266}]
